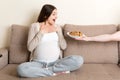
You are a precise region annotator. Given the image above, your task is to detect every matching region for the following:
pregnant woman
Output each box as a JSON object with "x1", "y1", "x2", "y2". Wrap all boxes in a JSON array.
[{"x1": 17, "y1": 4, "x2": 84, "y2": 78}]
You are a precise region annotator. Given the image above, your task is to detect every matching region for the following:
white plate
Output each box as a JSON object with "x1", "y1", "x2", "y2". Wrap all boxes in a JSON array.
[{"x1": 67, "y1": 32, "x2": 81, "y2": 38}]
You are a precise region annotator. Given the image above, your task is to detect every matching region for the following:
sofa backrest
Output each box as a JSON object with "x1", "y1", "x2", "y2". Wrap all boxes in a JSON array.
[
  {"x1": 9, "y1": 24, "x2": 30, "y2": 64},
  {"x1": 9, "y1": 24, "x2": 119, "y2": 64},
  {"x1": 63, "y1": 24, "x2": 119, "y2": 64}
]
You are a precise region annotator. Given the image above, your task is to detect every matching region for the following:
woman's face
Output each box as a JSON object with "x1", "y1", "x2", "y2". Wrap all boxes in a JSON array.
[{"x1": 47, "y1": 9, "x2": 57, "y2": 25}]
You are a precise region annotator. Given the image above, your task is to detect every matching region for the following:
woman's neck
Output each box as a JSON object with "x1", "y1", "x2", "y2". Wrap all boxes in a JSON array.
[
  {"x1": 44, "y1": 21, "x2": 54, "y2": 27},
  {"x1": 40, "y1": 22, "x2": 56, "y2": 33}
]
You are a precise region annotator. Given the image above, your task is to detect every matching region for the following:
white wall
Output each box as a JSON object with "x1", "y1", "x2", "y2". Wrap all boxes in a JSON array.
[{"x1": 0, "y1": 0, "x2": 120, "y2": 48}]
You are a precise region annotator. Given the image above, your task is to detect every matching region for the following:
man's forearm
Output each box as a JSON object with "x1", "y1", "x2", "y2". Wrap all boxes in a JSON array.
[{"x1": 88, "y1": 34, "x2": 113, "y2": 42}]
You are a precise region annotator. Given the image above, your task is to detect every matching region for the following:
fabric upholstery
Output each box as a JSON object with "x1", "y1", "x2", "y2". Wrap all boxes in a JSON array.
[
  {"x1": 63, "y1": 24, "x2": 118, "y2": 63},
  {"x1": 9, "y1": 24, "x2": 30, "y2": 63},
  {"x1": 0, "y1": 64, "x2": 19, "y2": 80}
]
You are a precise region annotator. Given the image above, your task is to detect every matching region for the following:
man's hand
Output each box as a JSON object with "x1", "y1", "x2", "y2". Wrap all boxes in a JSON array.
[{"x1": 75, "y1": 34, "x2": 91, "y2": 41}]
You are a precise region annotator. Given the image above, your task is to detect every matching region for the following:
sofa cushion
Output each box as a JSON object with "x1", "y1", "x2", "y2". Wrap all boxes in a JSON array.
[
  {"x1": 0, "y1": 64, "x2": 19, "y2": 80},
  {"x1": 9, "y1": 24, "x2": 30, "y2": 63},
  {"x1": 63, "y1": 24, "x2": 118, "y2": 64},
  {"x1": 75, "y1": 64, "x2": 120, "y2": 80}
]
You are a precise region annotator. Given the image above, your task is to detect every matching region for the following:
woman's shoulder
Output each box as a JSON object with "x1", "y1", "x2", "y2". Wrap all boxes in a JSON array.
[
  {"x1": 31, "y1": 22, "x2": 39, "y2": 27},
  {"x1": 30, "y1": 22, "x2": 40, "y2": 31},
  {"x1": 56, "y1": 24, "x2": 64, "y2": 31}
]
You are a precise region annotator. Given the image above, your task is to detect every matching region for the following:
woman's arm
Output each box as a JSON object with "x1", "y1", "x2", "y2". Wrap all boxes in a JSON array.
[
  {"x1": 27, "y1": 23, "x2": 43, "y2": 52},
  {"x1": 76, "y1": 31, "x2": 120, "y2": 42},
  {"x1": 56, "y1": 25, "x2": 67, "y2": 59},
  {"x1": 57, "y1": 25, "x2": 67, "y2": 50}
]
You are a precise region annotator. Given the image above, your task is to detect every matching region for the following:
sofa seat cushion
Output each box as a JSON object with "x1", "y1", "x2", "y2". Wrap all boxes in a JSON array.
[
  {"x1": 78, "y1": 64, "x2": 120, "y2": 80},
  {"x1": 0, "y1": 64, "x2": 19, "y2": 80},
  {"x1": 0, "y1": 64, "x2": 119, "y2": 80},
  {"x1": 63, "y1": 24, "x2": 118, "y2": 64}
]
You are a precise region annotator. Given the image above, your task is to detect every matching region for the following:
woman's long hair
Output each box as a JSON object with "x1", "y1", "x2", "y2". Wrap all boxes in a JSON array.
[{"x1": 37, "y1": 4, "x2": 56, "y2": 22}]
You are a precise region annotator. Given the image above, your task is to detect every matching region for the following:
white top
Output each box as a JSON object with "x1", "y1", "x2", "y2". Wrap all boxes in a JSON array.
[{"x1": 33, "y1": 32, "x2": 61, "y2": 63}]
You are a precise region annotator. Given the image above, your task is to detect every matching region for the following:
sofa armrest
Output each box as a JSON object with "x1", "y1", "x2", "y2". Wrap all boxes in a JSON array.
[{"x1": 0, "y1": 48, "x2": 8, "y2": 70}]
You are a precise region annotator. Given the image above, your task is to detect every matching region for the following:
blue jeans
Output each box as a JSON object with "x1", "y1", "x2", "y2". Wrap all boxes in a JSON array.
[{"x1": 17, "y1": 55, "x2": 84, "y2": 78}]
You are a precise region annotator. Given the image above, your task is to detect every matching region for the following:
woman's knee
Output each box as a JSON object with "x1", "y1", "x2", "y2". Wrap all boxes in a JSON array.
[
  {"x1": 17, "y1": 63, "x2": 28, "y2": 77},
  {"x1": 70, "y1": 55, "x2": 84, "y2": 66}
]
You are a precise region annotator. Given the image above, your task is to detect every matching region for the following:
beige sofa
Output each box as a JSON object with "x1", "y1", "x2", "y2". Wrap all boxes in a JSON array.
[{"x1": 0, "y1": 24, "x2": 120, "y2": 80}]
